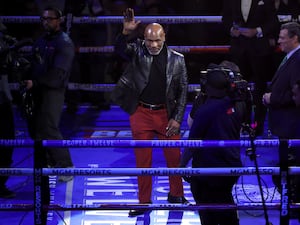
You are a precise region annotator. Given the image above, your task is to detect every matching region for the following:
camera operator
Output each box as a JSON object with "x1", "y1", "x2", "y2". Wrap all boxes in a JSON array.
[
  {"x1": 187, "y1": 60, "x2": 247, "y2": 128},
  {"x1": 180, "y1": 62, "x2": 247, "y2": 225},
  {"x1": 0, "y1": 24, "x2": 16, "y2": 198}
]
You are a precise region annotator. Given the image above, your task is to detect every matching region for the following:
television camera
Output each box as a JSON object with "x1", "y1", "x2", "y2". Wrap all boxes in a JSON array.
[
  {"x1": 0, "y1": 33, "x2": 32, "y2": 81},
  {"x1": 0, "y1": 30, "x2": 33, "y2": 118},
  {"x1": 199, "y1": 63, "x2": 250, "y2": 102}
]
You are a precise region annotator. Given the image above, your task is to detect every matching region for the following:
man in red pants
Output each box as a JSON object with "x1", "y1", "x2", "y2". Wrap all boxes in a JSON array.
[{"x1": 111, "y1": 8, "x2": 189, "y2": 217}]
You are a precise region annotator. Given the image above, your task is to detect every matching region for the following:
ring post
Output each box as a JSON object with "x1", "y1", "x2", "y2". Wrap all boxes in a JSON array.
[
  {"x1": 33, "y1": 140, "x2": 49, "y2": 225},
  {"x1": 279, "y1": 139, "x2": 290, "y2": 225}
]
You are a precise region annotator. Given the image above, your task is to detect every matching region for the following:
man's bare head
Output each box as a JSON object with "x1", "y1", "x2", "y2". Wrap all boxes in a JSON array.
[{"x1": 144, "y1": 23, "x2": 165, "y2": 55}]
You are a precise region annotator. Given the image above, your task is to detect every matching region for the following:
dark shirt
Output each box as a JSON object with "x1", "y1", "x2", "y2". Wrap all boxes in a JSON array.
[
  {"x1": 181, "y1": 97, "x2": 243, "y2": 168},
  {"x1": 139, "y1": 45, "x2": 167, "y2": 104},
  {"x1": 0, "y1": 36, "x2": 12, "y2": 104},
  {"x1": 189, "y1": 92, "x2": 207, "y2": 119},
  {"x1": 31, "y1": 30, "x2": 74, "y2": 89}
]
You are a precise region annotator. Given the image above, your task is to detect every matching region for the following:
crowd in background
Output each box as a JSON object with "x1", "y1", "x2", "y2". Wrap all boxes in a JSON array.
[
  {"x1": 0, "y1": 1, "x2": 300, "y2": 221},
  {"x1": 0, "y1": 0, "x2": 300, "y2": 108}
]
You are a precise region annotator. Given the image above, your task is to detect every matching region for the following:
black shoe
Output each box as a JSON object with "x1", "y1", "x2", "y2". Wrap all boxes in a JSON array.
[
  {"x1": 0, "y1": 186, "x2": 16, "y2": 199},
  {"x1": 128, "y1": 209, "x2": 149, "y2": 217},
  {"x1": 58, "y1": 175, "x2": 74, "y2": 182},
  {"x1": 167, "y1": 192, "x2": 189, "y2": 204},
  {"x1": 128, "y1": 202, "x2": 152, "y2": 217},
  {"x1": 58, "y1": 166, "x2": 74, "y2": 182}
]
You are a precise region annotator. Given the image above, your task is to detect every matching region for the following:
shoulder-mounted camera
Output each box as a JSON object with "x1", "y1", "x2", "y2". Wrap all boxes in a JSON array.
[{"x1": 200, "y1": 63, "x2": 249, "y2": 101}]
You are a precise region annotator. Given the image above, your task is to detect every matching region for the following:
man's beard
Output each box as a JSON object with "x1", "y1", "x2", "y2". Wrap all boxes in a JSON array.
[{"x1": 146, "y1": 46, "x2": 164, "y2": 55}]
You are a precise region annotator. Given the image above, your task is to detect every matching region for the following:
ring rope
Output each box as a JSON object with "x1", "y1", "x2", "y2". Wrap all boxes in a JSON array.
[
  {"x1": 41, "y1": 139, "x2": 300, "y2": 148},
  {"x1": 1, "y1": 139, "x2": 299, "y2": 147},
  {"x1": 1, "y1": 13, "x2": 295, "y2": 224},
  {"x1": 75, "y1": 45, "x2": 231, "y2": 53},
  {"x1": 0, "y1": 15, "x2": 296, "y2": 24},
  {"x1": 0, "y1": 166, "x2": 293, "y2": 176},
  {"x1": 66, "y1": 82, "x2": 201, "y2": 92},
  {"x1": 3, "y1": 203, "x2": 299, "y2": 211},
  {"x1": 2, "y1": 137, "x2": 297, "y2": 222},
  {"x1": 9, "y1": 82, "x2": 201, "y2": 92},
  {"x1": 7, "y1": 82, "x2": 256, "y2": 92},
  {"x1": 0, "y1": 202, "x2": 295, "y2": 211},
  {"x1": 20, "y1": 45, "x2": 281, "y2": 54}
]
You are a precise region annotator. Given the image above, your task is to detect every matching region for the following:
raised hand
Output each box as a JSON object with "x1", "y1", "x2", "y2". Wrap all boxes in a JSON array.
[{"x1": 122, "y1": 8, "x2": 141, "y2": 35}]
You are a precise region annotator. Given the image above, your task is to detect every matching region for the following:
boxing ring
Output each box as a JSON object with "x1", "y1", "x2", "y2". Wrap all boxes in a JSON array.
[
  {"x1": 1, "y1": 13, "x2": 300, "y2": 225},
  {"x1": 0, "y1": 138, "x2": 300, "y2": 225}
]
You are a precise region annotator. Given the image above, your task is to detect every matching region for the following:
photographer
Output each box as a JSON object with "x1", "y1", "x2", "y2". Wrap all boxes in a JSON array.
[
  {"x1": 180, "y1": 62, "x2": 247, "y2": 225},
  {"x1": 0, "y1": 24, "x2": 16, "y2": 198}
]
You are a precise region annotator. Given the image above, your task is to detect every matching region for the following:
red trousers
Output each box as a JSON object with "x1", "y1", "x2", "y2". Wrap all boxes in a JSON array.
[{"x1": 129, "y1": 106, "x2": 184, "y2": 203}]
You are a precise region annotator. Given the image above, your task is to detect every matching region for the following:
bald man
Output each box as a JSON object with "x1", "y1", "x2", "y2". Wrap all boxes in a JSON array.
[{"x1": 111, "y1": 8, "x2": 189, "y2": 216}]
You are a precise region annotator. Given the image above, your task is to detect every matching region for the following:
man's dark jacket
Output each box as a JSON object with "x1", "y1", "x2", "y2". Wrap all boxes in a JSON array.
[
  {"x1": 111, "y1": 34, "x2": 188, "y2": 123},
  {"x1": 269, "y1": 48, "x2": 300, "y2": 138},
  {"x1": 222, "y1": 0, "x2": 280, "y2": 56}
]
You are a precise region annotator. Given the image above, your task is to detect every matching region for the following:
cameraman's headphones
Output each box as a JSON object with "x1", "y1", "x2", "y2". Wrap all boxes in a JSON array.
[{"x1": 201, "y1": 63, "x2": 242, "y2": 86}]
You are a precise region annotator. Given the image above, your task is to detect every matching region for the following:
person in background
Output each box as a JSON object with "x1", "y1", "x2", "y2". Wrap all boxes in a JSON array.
[
  {"x1": 263, "y1": 21, "x2": 300, "y2": 210},
  {"x1": 222, "y1": 0, "x2": 280, "y2": 136},
  {"x1": 0, "y1": 23, "x2": 16, "y2": 198},
  {"x1": 23, "y1": 6, "x2": 74, "y2": 182},
  {"x1": 292, "y1": 80, "x2": 300, "y2": 107},
  {"x1": 64, "y1": 0, "x2": 111, "y2": 113},
  {"x1": 111, "y1": 8, "x2": 189, "y2": 217},
  {"x1": 275, "y1": 0, "x2": 300, "y2": 20},
  {"x1": 180, "y1": 63, "x2": 247, "y2": 225}
]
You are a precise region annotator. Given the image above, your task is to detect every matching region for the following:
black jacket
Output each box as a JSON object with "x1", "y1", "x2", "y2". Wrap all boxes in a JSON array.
[
  {"x1": 269, "y1": 48, "x2": 300, "y2": 138},
  {"x1": 111, "y1": 34, "x2": 188, "y2": 123},
  {"x1": 222, "y1": 0, "x2": 280, "y2": 56},
  {"x1": 181, "y1": 97, "x2": 244, "y2": 168},
  {"x1": 0, "y1": 36, "x2": 12, "y2": 103}
]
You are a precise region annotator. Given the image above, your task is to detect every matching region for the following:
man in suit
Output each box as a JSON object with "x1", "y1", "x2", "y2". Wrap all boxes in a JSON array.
[
  {"x1": 222, "y1": 0, "x2": 280, "y2": 136},
  {"x1": 263, "y1": 21, "x2": 300, "y2": 207}
]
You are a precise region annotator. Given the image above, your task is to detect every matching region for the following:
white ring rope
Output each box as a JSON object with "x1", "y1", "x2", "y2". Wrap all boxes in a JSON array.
[
  {"x1": 0, "y1": 15, "x2": 296, "y2": 24},
  {"x1": 1, "y1": 139, "x2": 300, "y2": 147},
  {"x1": 0, "y1": 166, "x2": 286, "y2": 176},
  {"x1": 1, "y1": 13, "x2": 298, "y2": 221},
  {"x1": 0, "y1": 202, "x2": 296, "y2": 211}
]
